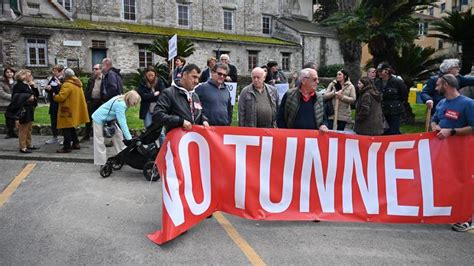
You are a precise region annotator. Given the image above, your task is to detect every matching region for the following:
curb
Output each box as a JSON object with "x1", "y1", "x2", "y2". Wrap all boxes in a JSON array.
[{"x1": 0, "y1": 153, "x2": 93, "y2": 164}]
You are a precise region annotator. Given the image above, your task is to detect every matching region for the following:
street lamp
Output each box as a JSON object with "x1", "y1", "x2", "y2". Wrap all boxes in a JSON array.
[{"x1": 216, "y1": 38, "x2": 223, "y2": 58}]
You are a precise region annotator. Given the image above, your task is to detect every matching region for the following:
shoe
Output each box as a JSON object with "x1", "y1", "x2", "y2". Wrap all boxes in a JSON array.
[
  {"x1": 452, "y1": 222, "x2": 474, "y2": 232},
  {"x1": 45, "y1": 137, "x2": 59, "y2": 144},
  {"x1": 56, "y1": 148, "x2": 71, "y2": 153},
  {"x1": 59, "y1": 140, "x2": 64, "y2": 145},
  {"x1": 27, "y1": 145, "x2": 39, "y2": 150},
  {"x1": 313, "y1": 220, "x2": 320, "y2": 223},
  {"x1": 19, "y1": 148, "x2": 32, "y2": 153},
  {"x1": 72, "y1": 143, "x2": 80, "y2": 150}
]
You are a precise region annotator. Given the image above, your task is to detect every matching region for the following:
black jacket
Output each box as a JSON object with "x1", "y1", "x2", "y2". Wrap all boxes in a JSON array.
[
  {"x1": 199, "y1": 68, "x2": 211, "y2": 83},
  {"x1": 227, "y1": 63, "x2": 238, "y2": 82},
  {"x1": 101, "y1": 67, "x2": 123, "y2": 100},
  {"x1": 137, "y1": 78, "x2": 165, "y2": 119},
  {"x1": 6, "y1": 82, "x2": 39, "y2": 123},
  {"x1": 152, "y1": 82, "x2": 208, "y2": 133},
  {"x1": 46, "y1": 76, "x2": 62, "y2": 114},
  {"x1": 374, "y1": 76, "x2": 408, "y2": 115}
]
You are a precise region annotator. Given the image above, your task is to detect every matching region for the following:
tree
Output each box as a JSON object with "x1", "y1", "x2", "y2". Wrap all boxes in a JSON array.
[
  {"x1": 323, "y1": 0, "x2": 437, "y2": 67},
  {"x1": 429, "y1": 9, "x2": 474, "y2": 75},
  {"x1": 313, "y1": 0, "x2": 338, "y2": 22}
]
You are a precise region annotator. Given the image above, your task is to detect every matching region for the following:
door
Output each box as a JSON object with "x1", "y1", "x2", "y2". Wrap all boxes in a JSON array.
[{"x1": 91, "y1": 49, "x2": 107, "y2": 67}]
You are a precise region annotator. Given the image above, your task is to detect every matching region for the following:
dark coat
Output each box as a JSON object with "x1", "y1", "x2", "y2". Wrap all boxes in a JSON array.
[
  {"x1": 152, "y1": 83, "x2": 208, "y2": 133},
  {"x1": 354, "y1": 86, "x2": 384, "y2": 136},
  {"x1": 6, "y1": 82, "x2": 39, "y2": 124},
  {"x1": 374, "y1": 76, "x2": 408, "y2": 115},
  {"x1": 199, "y1": 68, "x2": 211, "y2": 83},
  {"x1": 46, "y1": 76, "x2": 62, "y2": 114},
  {"x1": 227, "y1": 63, "x2": 238, "y2": 82},
  {"x1": 137, "y1": 78, "x2": 165, "y2": 119},
  {"x1": 100, "y1": 67, "x2": 123, "y2": 100}
]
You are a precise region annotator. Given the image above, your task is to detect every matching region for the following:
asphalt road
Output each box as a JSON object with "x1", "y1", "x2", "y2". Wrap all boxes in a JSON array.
[{"x1": 1, "y1": 160, "x2": 473, "y2": 265}]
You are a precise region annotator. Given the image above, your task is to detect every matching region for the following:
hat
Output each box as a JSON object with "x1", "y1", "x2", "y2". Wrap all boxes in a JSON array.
[
  {"x1": 267, "y1": 61, "x2": 278, "y2": 68},
  {"x1": 377, "y1": 62, "x2": 391, "y2": 71}
]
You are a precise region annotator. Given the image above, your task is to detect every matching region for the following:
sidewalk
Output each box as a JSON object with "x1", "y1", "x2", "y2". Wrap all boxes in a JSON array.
[{"x1": 0, "y1": 135, "x2": 97, "y2": 163}]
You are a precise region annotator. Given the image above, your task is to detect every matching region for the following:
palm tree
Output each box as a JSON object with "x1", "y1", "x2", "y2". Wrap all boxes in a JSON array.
[
  {"x1": 323, "y1": 0, "x2": 437, "y2": 67},
  {"x1": 429, "y1": 9, "x2": 474, "y2": 75},
  {"x1": 147, "y1": 36, "x2": 196, "y2": 60}
]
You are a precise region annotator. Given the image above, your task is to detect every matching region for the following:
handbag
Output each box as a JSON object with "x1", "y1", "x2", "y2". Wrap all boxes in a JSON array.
[{"x1": 103, "y1": 99, "x2": 117, "y2": 138}]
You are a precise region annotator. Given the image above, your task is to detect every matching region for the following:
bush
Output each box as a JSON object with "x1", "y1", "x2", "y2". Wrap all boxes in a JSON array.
[{"x1": 318, "y1": 64, "x2": 344, "y2": 78}]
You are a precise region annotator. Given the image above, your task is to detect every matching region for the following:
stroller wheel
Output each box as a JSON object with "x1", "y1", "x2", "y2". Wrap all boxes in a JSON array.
[
  {"x1": 112, "y1": 159, "x2": 124, "y2": 170},
  {"x1": 143, "y1": 161, "x2": 160, "y2": 182},
  {"x1": 100, "y1": 164, "x2": 113, "y2": 178}
]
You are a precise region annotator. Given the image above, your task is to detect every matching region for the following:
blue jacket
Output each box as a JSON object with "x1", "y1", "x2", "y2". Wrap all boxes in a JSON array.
[
  {"x1": 137, "y1": 78, "x2": 165, "y2": 119},
  {"x1": 92, "y1": 96, "x2": 132, "y2": 140},
  {"x1": 421, "y1": 74, "x2": 474, "y2": 114},
  {"x1": 195, "y1": 79, "x2": 233, "y2": 126}
]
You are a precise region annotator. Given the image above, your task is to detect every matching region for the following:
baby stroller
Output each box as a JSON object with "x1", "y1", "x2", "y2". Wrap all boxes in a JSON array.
[{"x1": 99, "y1": 124, "x2": 162, "y2": 181}]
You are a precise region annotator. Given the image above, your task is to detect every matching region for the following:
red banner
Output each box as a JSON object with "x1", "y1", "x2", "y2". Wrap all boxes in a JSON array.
[{"x1": 148, "y1": 127, "x2": 474, "y2": 245}]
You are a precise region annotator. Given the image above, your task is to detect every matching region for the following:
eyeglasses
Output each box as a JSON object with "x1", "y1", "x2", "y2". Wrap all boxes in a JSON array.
[{"x1": 215, "y1": 72, "x2": 228, "y2": 77}]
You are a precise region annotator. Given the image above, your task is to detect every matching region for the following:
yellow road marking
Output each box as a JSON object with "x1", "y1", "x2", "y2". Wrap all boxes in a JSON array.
[
  {"x1": 0, "y1": 163, "x2": 36, "y2": 207},
  {"x1": 214, "y1": 212, "x2": 266, "y2": 266}
]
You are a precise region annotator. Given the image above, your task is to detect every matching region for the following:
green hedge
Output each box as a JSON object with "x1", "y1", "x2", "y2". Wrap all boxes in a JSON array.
[{"x1": 318, "y1": 64, "x2": 344, "y2": 78}]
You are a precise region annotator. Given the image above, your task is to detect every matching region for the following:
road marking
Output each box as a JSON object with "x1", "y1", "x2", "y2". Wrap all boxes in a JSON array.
[
  {"x1": 214, "y1": 212, "x2": 266, "y2": 266},
  {"x1": 0, "y1": 163, "x2": 36, "y2": 207}
]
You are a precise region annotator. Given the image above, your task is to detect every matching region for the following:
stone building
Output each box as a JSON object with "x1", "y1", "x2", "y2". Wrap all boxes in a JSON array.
[{"x1": 0, "y1": 0, "x2": 343, "y2": 78}]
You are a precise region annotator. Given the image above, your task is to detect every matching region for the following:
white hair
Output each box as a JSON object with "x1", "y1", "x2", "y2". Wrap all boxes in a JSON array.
[
  {"x1": 220, "y1": 54, "x2": 230, "y2": 60},
  {"x1": 64, "y1": 68, "x2": 75, "y2": 78},
  {"x1": 439, "y1": 59, "x2": 459, "y2": 73},
  {"x1": 298, "y1": 68, "x2": 313, "y2": 81}
]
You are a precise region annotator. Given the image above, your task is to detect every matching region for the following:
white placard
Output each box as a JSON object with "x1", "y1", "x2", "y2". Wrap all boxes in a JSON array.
[
  {"x1": 63, "y1": 40, "x2": 82, "y2": 47},
  {"x1": 168, "y1": 34, "x2": 177, "y2": 61},
  {"x1": 275, "y1": 83, "x2": 289, "y2": 104},
  {"x1": 56, "y1": 59, "x2": 67, "y2": 67},
  {"x1": 225, "y1": 82, "x2": 238, "y2": 106}
]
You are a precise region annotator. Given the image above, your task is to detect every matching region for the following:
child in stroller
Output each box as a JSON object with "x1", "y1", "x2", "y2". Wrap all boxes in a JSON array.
[{"x1": 99, "y1": 124, "x2": 162, "y2": 181}]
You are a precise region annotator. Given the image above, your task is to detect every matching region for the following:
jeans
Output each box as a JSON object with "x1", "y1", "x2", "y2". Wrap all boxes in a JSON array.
[
  {"x1": 144, "y1": 112, "x2": 153, "y2": 129},
  {"x1": 383, "y1": 114, "x2": 401, "y2": 135},
  {"x1": 328, "y1": 120, "x2": 346, "y2": 131}
]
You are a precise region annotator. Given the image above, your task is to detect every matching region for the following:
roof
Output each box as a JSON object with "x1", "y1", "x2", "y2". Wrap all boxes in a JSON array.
[
  {"x1": 1, "y1": 17, "x2": 298, "y2": 46},
  {"x1": 277, "y1": 17, "x2": 337, "y2": 37},
  {"x1": 413, "y1": 12, "x2": 440, "y2": 22}
]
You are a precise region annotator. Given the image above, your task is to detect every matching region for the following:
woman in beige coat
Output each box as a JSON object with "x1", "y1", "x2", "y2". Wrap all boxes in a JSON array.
[
  {"x1": 323, "y1": 69, "x2": 356, "y2": 131},
  {"x1": 53, "y1": 69, "x2": 89, "y2": 153}
]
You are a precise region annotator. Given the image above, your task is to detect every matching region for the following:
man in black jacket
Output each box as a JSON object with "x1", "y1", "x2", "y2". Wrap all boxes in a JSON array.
[
  {"x1": 374, "y1": 63, "x2": 408, "y2": 135},
  {"x1": 153, "y1": 64, "x2": 209, "y2": 134},
  {"x1": 220, "y1": 54, "x2": 238, "y2": 82},
  {"x1": 100, "y1": 58, "x2": 123, "y2": 101}
]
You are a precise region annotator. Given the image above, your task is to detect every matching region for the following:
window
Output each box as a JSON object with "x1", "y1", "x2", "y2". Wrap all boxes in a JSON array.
[
  {"x1": 262, "y1": 15, "x2": 271, "y2": 35},
  {"x1": 461, "y1": 0, "x2": 468, "y2": 5},
  {"x1": 281, "y1": 53, "x2": 291, "y2": 71},
  {"x1": 26, "y1": 38, "x2": 48, "y2": 67},
  {"x1": 57, "y1": 0, "x2": 72, "y2": 12},
  {"x1": 223, "y1": 10, "x2": 233, "y2": 31},
  {"x1": 418, "y1": 22, "x2": 428, "y2": 36},
  {"x1": 248, "y1": 51, "x2": 258, "y2": 71},
  {"x1": 429, "y1": 7, "x2": 434, "y2": 16},
  {"x1": 138, "y1": 45, "x2": 153, "y2": 68},
  {"x1": 440, "y1": 3, "x2": 446, "y2": 12},
  {"x1": 178, "y1": 4, "x2": 190, "y2": 27},
  {"x1": 438, "y1": 40, "x2": 444, "y2": 50},
  {"x1": 123, "y1": 0, "x2": 136, "y2": 21},
  {"x1": 92, "y1": 40, "x2": 106, "y2": 49}
]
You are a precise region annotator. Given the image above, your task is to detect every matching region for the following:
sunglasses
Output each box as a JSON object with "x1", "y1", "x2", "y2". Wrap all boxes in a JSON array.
[
  {"x1": 215, "y1": 72, "x2": 228, "y2": 77},
  {"x1": 304, "y1": 77, "x2": 319, "y2": 82}
]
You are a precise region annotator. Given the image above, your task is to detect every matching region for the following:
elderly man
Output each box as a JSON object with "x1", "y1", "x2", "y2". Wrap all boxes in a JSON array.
[
  {"x1": 100, "y1": 58, "x2": 123, "y2": 101},
  {"x1": 153, "y1": 64, "x2": 209, "y2": 133},
  {"x1": 81, "y1": 64, "x2": 104, "y2": 142},
  {"x1": 219, "y1": 54, "x2": 238, "y2": 82},
  {"x1": 277, "y1": 68, "x2": 329, "y2": 131},
  {"x1": 422, "y1": 59, "x2": 474, "y2": 114},
  {"x1": 195, "y1": 63, "x2": 232, "y2": 126},
  {"x1": 238, "y1": 67, "x2": 279, "y2": 128},
  {"x1": 430, "y1": 74, "x2": 474, "y2": 232}
]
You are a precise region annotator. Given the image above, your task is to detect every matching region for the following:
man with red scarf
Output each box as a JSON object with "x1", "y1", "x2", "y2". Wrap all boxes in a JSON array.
[{"x1": 277, "y1": 68, "x2": 329, "y2": 131}]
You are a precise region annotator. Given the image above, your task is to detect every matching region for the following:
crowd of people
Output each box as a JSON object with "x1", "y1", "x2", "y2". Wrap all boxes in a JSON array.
[{"x1": 1, "y1": 54, "x2": 473, "y2": 232}]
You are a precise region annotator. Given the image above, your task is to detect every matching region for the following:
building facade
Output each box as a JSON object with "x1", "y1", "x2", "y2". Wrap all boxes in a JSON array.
[{"x1": 0, "y1": 0, "x2": 343, "y2": 78}]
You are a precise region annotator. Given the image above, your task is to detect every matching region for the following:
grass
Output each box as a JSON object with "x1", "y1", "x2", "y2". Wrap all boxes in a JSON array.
[{"x1": 0, "y1": 103, "x2": 428, "y2": 133}]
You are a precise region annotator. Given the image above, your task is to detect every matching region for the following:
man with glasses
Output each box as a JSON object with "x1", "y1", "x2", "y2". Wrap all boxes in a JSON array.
[
  {"x1": 430, "y1": 74, "x2": 474, "y2": 232},
  {"x1": 277, "y1": 68, "x2": 329, "y2": 132},
  {"x1": 238, "y1": 67, "x2": 279, "y2": 128},
  {"x1": 195, "y1": 63, "x2": 233, "y2": 126},
  {"x1": 81, "y1": 64, "x2": 103, "y2": 142}
]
